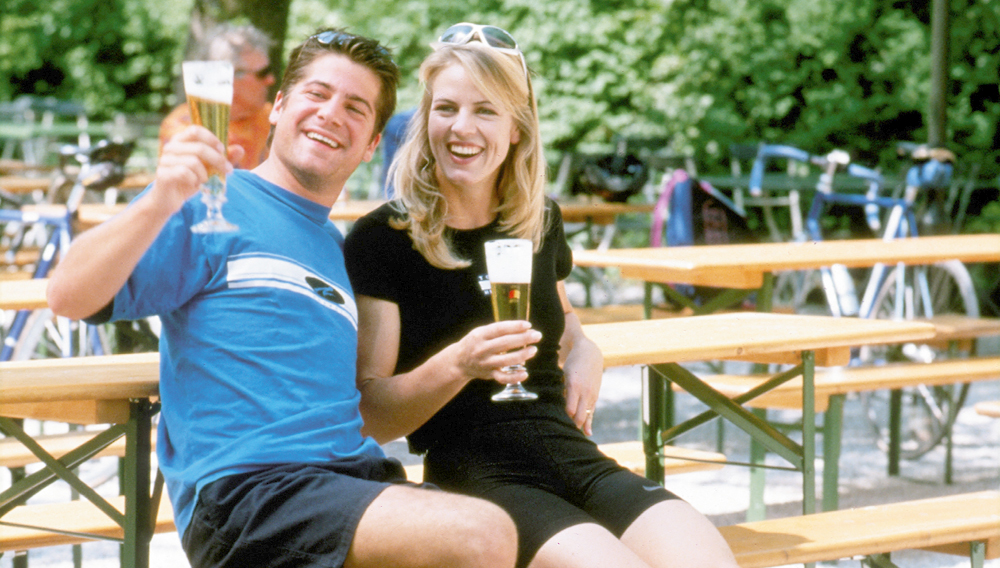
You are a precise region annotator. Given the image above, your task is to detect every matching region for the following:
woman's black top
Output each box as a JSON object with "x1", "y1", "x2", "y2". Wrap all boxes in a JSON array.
[{"x1": 344, "y1": 199, "x2": 574, "y2": 453}]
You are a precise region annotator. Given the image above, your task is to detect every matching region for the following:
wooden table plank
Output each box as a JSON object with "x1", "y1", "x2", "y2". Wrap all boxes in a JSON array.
[
  {"x1": 0, "y1": 171, "x2": 153, "y2": 195},
  {"x1": 0, "y1": 352, "x2": 159, "y2": 405},
  {"x1": 573, "y1": 234, "x2": 1000, "y2": 289},
  {"x1": 0, "y1": 278, "x2": 49, "y2": 310},
  {"x1": 583, "y1": 312, "x2": 935, "y2": 368}
]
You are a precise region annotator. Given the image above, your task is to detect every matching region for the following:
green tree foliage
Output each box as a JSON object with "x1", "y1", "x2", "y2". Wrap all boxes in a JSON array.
[
  {"x1": 0, "y1": 0, "x2": 192, "y2": 118},
  {"x1": 2, "y1": 0, "x2": 998, "y2": 177},
  {"x1": 329, "y1": 0, "x2": 999, "y2": 176}
]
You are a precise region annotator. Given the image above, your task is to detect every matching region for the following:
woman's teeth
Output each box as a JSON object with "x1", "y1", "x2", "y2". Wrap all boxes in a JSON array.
[{"x1": 450, "y1": 144, "x2": 480, "y2": 157}]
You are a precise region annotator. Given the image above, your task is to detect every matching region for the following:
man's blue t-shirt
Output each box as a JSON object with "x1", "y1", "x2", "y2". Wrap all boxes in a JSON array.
[{"x1": 106, "y1": 170, "x2": 384, "y2": 537}]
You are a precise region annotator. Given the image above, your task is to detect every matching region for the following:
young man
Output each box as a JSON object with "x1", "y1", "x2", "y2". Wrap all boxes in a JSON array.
[{"x1": 47, "y1": 29, "x2": 517, "y2": 568}]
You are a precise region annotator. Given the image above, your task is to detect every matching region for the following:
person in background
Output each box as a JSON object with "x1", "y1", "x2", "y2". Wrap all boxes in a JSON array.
[
  {"x1": 345, "y1": 22, "x2": 739, "y2": 568},
  {"x1": 158, "y1": 23, "x2": 276, "y2": 170},
  {"x1": 378, "y1": 107, "x2": 415, "y2": 197},
  {"x1": 48, "y1": 28, "x2": 517, "y2": 568}
]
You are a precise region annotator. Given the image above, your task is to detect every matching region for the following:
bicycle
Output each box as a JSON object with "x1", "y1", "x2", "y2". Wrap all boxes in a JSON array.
[
  {"x1": 748, "y1": 143, "x2": 980, "y2": 460},
  {"x1": 0, "y1": 138, "x2": 147, "y2": 362}
]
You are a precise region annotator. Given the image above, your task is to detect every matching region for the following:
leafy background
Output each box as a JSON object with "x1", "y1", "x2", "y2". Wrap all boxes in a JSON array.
[
  {"x1": 2, "y1": 0, "x2": 998, "y2": 306},
  {"x1": 2, "y1": 0, "x2": 998, "y2": 207}
]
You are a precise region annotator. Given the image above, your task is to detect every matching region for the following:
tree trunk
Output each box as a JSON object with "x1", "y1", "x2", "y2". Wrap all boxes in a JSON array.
[
  {"x1": 927, "y1": 0, "x2": 950, "y2": 148},
  {"x1": 177, "y1": 0, "x2": 292, "y2": 97}
]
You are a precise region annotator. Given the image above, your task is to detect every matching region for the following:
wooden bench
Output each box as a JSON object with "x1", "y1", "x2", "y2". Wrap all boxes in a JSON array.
[
  {"x1": 0, "y1": 440, "x2": 724, "y2": 554},
  {"x1": 4, "y1": 487, "x2": 996, "y2": 568},
  {"x1": 722, "y1": 490, "x2": 1000, "y2": 568},
  {"x1": 975, "y1": 400, "x2": 1000, "y2": 419},
  {"x1": 0, "y1": 495, "x2": 175, "y2": 552},
  {"x1": 0, "y1": 429, "x2": 156, "y2": 469},
  {"x1": 683, "y1": 356, "x2": 1000, "y2": 513}
]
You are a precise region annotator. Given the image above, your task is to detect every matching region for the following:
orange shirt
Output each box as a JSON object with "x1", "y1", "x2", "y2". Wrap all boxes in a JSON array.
[{"x1": 158, "y1": 102, "x2": 273, "y2": 170}]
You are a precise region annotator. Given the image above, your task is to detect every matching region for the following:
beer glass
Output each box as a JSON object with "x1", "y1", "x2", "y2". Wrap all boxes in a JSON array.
[
  {"x1": 182, "y1": 60, "x2": 238, "y2": 233},
  {"x1": 484, "y1": 239, "x2": 538, "y2": 402}
]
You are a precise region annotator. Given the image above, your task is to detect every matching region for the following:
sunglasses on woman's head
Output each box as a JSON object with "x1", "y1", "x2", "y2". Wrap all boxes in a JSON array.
[{"x1": 436, "y1": 23, "x2": 528, "y2": 79}]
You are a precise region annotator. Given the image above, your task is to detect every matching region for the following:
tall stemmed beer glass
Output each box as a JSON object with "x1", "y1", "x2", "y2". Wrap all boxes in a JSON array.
[
  {"x1": 485, "y1": 239, "x2": 538, "y2": 402},
  {"x1": 182, "y1": 61, "x2": 238, "y2": 233}
]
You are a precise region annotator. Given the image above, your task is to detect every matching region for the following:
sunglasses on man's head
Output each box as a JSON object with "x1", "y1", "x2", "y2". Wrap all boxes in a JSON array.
[
  {"x1": 311, "y1": 30, "x2": 391, "y2": 57},
  {"x1": 436, "y1": 23, "x2": 528, "y2": 79}
]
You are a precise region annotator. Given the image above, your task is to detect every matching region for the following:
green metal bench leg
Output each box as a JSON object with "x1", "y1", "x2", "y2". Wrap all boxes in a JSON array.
[
  {"x1": 888, "y1": 389, "x2": 902, "y2": 476},
  {"x1": 642, "y1": 366, "x2": 666, "y2": 484},
  {"x1": 864, "y1": 553, "x2": 900, "y2": 568},
  {"x1": 748, "y1": 407, "x2": 768, "y2": 521},
  {"x1": 822, "y1": 394, "x2": 845, "y2": 512},
  {"x1": 970, "y1": 540, "x2": 986, "y2": 568},
  {"x1": 801, "y1": 350, "x2": 817, "y2": 516}
]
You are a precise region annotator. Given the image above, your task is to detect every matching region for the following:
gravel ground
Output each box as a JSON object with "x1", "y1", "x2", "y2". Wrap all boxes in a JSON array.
[{"x1": 4, "y1": 341, "x2": 998, "y2": 568}]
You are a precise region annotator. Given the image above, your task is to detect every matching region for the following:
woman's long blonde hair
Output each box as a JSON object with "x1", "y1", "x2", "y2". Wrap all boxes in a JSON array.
[{"x1": 388, "y1": 42, "x2": 546, "y2": 269}]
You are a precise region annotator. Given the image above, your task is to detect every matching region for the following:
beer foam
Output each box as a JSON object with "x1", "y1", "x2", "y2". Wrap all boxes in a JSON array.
[
  {"x1": 485, "y1": 239, "x2": 533, "y2": 283},
  {"x1": 182, "y1": 61, "x2": 234, "y2": 103}
]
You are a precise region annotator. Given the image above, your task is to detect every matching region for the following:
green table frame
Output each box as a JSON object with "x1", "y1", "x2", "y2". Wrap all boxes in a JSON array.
[{"x1": 0, "y1": 400, "x2": 160, "y2": 568}]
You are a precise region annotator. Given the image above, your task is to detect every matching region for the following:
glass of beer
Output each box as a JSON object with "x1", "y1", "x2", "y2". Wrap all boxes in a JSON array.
[
  {"x1": 484, "y1": 238, "x2": 538, "y2": 402},
  {"x1": 182, "y1": 60, "x2": 238, "y2": 233}
]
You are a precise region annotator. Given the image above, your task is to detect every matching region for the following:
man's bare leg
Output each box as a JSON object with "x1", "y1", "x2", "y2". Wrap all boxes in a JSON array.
[{"x1": 345, "y1": 484, "x2": 517, "y2": 568}]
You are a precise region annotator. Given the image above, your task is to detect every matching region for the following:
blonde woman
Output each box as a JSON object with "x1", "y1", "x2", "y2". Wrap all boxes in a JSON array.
[{"x1": 345, "y1": 23, "x2": 738, "y2": 568}]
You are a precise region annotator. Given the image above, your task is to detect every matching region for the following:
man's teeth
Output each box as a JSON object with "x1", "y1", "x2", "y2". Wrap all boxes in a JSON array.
[
  {"x1": 450, "y1": 145, "x2": 481, "y2": 157},
  {"x1": 307, "y1": 132, "x2": 340, "y2": 148}
]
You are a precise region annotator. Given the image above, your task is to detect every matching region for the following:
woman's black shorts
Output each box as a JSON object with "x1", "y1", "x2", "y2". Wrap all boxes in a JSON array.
[{"x1": 423, "y1": 408, "x2": 681, "y2": 568}]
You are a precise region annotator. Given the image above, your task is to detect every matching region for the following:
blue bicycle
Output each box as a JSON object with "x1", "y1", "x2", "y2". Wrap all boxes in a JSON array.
[
  {"x1": 749, "y1": 143, "x2": 979, "y2": 459},
  {"x1": 1, "y1": 139, "x2": 138, "y2": 361}
]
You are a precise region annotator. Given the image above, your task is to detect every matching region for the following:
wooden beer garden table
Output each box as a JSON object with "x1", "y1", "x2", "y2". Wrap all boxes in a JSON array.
[
  {"x1": 0, "y1": 309, "x2": 934, "y2": 538},
  {"x1": 0, "y1": 352, "x2": 160, "y2": 568},
  {"x1": 582, "y1": 312, "x2": 934, "y2": 517},
  {"x1": 572, "y1": 234, "x2": 1000, "y2": 315}
]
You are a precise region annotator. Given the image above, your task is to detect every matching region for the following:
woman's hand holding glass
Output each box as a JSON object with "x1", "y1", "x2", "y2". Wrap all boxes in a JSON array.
[{"x1": 451, "y1": 320, "x2": 541, "y2": 385}]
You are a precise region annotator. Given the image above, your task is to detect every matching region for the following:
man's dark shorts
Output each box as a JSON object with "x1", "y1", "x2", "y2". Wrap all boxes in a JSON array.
[{"x1": 182, "y1": 455, "x2": 414, "y2": 568}]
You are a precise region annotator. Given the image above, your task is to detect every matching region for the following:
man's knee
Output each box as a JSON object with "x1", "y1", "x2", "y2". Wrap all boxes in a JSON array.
[
  {"x1": 450, "y1": 497, "x2": 518, "y2": 568},
  {"x1": 351, "y1": 485, "x2": 516, "y2": 568}
]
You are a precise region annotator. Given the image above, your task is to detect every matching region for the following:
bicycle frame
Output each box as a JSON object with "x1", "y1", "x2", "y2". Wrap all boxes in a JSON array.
[
  {"x1": 750, "y1": 144, "x2": 947, "y2": 320},
  {"x1": 0, "y1": 208, "x2": 90, "y2": 360},
  {"x1": 805, "y1": 190, "x2": 921, "y2": 318}
]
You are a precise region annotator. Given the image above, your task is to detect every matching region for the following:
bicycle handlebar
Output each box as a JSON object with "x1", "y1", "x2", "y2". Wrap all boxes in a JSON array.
[
  {"x1": 748, "y1": 144, "x2": 812, "y2": 196},
  {"x1": 845, "y1": 162, "x2": 883, "y2": 185},
  {"x1": 749, "y1": 144, "x2": 884, "y2": 196}
]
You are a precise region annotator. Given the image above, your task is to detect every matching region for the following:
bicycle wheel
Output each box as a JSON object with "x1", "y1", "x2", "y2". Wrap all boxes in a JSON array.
[
  {"x1": 9, "y1": 308, "x2": 112, "y2": 360},
  {"x1": 860, "y1": 260, "x2": 979, "y2": 459}
]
